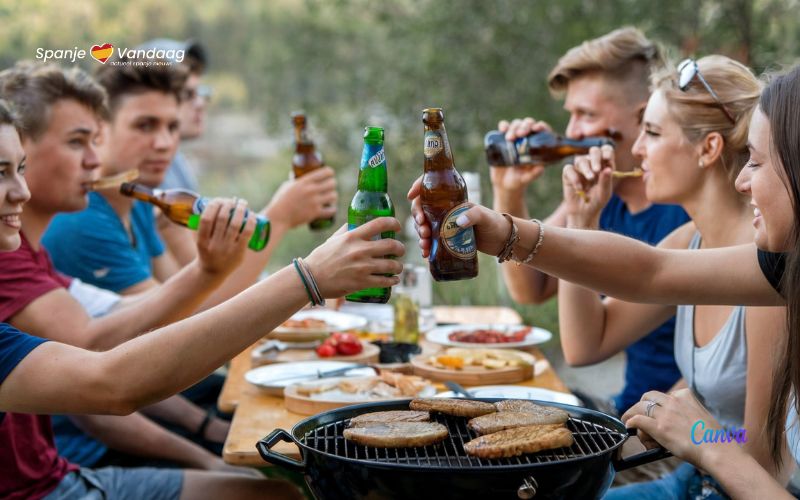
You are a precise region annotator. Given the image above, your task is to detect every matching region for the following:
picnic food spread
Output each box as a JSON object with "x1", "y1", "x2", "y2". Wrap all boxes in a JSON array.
[{"x1": 425, "y1": 348, "x2": 530, "y2": 370}]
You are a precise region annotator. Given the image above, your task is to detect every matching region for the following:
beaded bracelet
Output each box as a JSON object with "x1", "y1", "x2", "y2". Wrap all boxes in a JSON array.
[{"x1": 513, "y1": 218, "x2": 544, "y2": 266}]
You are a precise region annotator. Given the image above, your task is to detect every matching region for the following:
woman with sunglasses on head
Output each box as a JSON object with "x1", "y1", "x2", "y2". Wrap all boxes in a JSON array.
[
  {"x1": 409, "y1": 64, "x2": 800, "y2": 498},
  {"x1": 557, "y1": 56, "x2": 786, "y2": 498},
  {"x1": 0, "y1": 97, "x2": 405, "y2": 500}
]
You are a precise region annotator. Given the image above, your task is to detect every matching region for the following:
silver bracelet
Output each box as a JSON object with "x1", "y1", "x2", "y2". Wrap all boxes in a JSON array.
[{"x1": 513, "y1": 219, "x2": 544, "y2": 266}]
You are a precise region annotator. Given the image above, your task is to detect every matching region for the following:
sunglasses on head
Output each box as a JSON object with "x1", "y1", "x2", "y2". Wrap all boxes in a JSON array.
[{"x1": 677, "y1": 58, "x2": 736, "y2": 124}]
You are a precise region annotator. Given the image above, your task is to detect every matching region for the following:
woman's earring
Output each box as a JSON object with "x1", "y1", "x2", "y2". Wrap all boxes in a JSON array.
[{"x1": 698, "y1": 159, "x2": 705, "y2": 168}]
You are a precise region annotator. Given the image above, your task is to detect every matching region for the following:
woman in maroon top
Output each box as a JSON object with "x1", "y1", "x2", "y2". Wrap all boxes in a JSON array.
[{"x1": 0, "y1": 98, "x2": 405, "y2": 499}]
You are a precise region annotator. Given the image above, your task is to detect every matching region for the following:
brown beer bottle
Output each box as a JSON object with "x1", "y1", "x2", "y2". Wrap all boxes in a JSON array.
[
  {"x1": 420, "y1": 108, "x2": 478, "y2": 282},
  {"x1": 484, "y1": 129, "x2": 616, "y2": 167},
  {"x1": 291, "y1": 112, "x2": 334, "y2": 230}
]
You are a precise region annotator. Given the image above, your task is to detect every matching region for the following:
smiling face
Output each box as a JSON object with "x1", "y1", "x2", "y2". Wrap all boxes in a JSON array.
[
  {"x1": 735, "y1": 109, "x2": 794, "y2": 251},
  {"x1": 563, "y1": 72, "x2": 645, "y2": 173},
  {"x1": 631, "y1": 90, "x2": 704, "y2": 204},
  {"x1": 0, "y1": 124, "x2": 30, "y2": 251},
  {"x1": 21, "y1": 99, "x2": 102, "y2": 215},
  {"x1": 100, "y1": 91, "x2": 180, "y2": 188}
]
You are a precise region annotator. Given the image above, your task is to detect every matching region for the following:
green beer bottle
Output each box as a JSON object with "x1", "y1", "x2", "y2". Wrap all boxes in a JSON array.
[
  {"x1": 120, "y1": 183, "x2": 271, "y2": 251},
  {"x1": 346, "y1": 126, "x2": 395, "y2": 303}
]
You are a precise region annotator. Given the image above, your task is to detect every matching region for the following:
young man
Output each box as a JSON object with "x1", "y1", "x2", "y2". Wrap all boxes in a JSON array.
[
  {"x1": 0, "y1": 61, "x2": 251, "y2": 474},
  {"x1": 0, "y1": 94, "x2": 402, "y2": 500},
  {"x1": 492, "y1": 27, "x2": 689, "y2": 416},
  {"x1": 43, "y1": 57, "x2": 337, "y2": 302}
]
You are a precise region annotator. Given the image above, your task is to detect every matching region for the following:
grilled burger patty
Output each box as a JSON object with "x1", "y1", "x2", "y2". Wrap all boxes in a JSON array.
[
  {"x1": 493, "y1": 400, "x2": 569, "y2": 423},
  {"x1": 410, "y1": 398, "x2": 496, "y2": 418},
  {"x1": 348, "y1": 410, "x2": 430, "y2": 427},
  {"x1": 468, "y1": 411, "x2": 569, "y2": 435},
  {"x1": 343, "y1": 421, "x2": 449, "y2": 447},
  {"x1": 463, "y1": 424, "x2": 574, "y2": 459}
]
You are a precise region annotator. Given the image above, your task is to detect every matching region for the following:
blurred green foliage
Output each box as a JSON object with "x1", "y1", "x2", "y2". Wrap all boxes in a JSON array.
[{"x1": 1, "y1": 0, "x2": 798, "y2": 336}]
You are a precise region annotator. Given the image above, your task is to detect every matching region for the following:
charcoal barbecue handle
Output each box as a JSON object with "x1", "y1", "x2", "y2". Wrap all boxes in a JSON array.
[
  {"x1": 613, "y1": 427, "x2": 673, "y2": 472},
  {"x1": 256, "y1": 429, "x2": 307, "y2": 472}
]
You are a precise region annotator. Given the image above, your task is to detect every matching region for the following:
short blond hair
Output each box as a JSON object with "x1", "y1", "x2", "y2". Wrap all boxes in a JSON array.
[
  {"x1": 547, "y1": 27, "x2": 664, "y2": 104},
  {"x1": 651, "y1": 55, "x2": 761, "y2": 184}
]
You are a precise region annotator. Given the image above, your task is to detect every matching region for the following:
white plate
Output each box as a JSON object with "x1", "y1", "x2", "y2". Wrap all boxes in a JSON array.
[
  {"x1": 425, "y1": 324, "x2": 552, "y2": 349},
  {"x1": 274, "y1": 309, "x2": 369, "y2": 334},
  {"x1": 436, "y1": 385, "x2": 582, "y2": 407},
  {"x1": 245, "y1": 361, "x2": 376, "y2": 395}
]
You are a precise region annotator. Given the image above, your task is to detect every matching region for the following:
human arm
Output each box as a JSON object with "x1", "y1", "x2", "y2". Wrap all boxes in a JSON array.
[
  {"x1": 408, "y1": 182, "x2": 781, "y2": 306},
  {"x1": 491, "y1": 117, "x2": 560, "y2": 304},
  {"x1": 10, "y1": 199, "x2": 252, "y2": 350},
  {"x1": 66, "y1": 412, "x2": 251, "y2": 475},
  {"x1": 557, "y1": 223, "x2": 694, "y2": 366},
  {"x1": 0, "y1": 217, "x2": 403, "y2": 414},
  {"x1": 623, "y1": 389, "x2": 793, "y2": 500}
]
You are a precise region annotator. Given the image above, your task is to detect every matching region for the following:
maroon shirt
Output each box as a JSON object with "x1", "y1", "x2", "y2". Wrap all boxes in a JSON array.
[
  {"x1": 0, "y1": 234, "x2": 76, "y2": 498},
  {"x1": 0, "y1": 232, "x2": 71, "y2": 323}
]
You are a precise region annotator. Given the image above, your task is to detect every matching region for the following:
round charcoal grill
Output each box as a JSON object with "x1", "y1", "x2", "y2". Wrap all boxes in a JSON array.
[{"x1": 258, "y1": 399, "x2": 670, "y2": 500}]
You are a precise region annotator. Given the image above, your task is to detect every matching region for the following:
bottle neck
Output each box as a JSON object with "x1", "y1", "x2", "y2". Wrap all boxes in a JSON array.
[
  {"x1": 423, "y1": 122, "x2": 454, "y2": 172},
  {"x1": 358, "y1": 141, "x2": 388, "y2": 192},
  {"x1": 120, "y1": 183, "x2": 164, "y2": 208},
  {"x1": 293, "y1": 123, "x2": 315, "y2": 153}
]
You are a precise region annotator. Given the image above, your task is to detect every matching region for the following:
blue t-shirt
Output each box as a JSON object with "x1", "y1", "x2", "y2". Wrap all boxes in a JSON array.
[
  {"x1": 0, "y1": 323, "x2": 48, "y2": 422},
  {"x1": 599, "y1": 194, "x2": 690, "y2": 413},
  {"x1": 43, "y1": 192, "x2": 165, "y2": 293}
]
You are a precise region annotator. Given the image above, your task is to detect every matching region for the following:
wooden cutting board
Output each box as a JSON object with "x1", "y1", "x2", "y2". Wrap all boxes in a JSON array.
[
  {"x1": 283, "y1": 376, "x2": 436, "y2": 415},
  {"x1": 410, "y1": 350, "x2": 535, "y2": 385},
  {"x1": 251, "y1": 341, "x2": 380, "y2": 367}
]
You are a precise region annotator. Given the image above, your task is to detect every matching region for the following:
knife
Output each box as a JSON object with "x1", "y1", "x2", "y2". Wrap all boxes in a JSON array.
[
  {"x1": 268, "y1": 364, "x2": 375, "y2": 385},
  {"x1": 444, "y1": 381, "x2": 475, "y2": 398}
]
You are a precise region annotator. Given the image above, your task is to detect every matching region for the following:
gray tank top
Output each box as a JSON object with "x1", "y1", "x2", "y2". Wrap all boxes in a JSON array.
[{"x1": 674, "y1": 232, "x2": 748, "y2": 427}]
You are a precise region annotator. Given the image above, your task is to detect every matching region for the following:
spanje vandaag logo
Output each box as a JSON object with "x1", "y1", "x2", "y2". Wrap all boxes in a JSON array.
[{"x1": 35, "y1": 43, "x2": 186, "y2": 65}]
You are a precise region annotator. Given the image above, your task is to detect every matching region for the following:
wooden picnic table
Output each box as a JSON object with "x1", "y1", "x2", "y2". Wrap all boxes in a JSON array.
[{"x1": 220, "y1": 306, "x2": 570, "y2": 467}]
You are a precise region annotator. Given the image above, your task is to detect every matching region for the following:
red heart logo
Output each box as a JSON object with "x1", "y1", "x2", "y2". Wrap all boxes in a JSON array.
[{"x1": 90, "y1": 43, "x2": 113, "y2": 64}]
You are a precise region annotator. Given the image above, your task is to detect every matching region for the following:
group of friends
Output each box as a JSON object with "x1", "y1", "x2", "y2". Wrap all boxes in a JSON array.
[{"x1": 0, "y1": 26, "x2": 799, "y2": 500}]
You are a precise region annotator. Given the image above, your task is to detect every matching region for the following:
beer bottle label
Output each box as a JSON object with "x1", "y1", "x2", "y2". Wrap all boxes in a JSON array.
[
  {"x1": 440, "y1": 203, "x2": 477, "y2": 259},
  {"x1": 365, "y1": 148, "x2": 385, "y2": 169},
  {"x1": 193, "y1": 198, "x2": 207, "y2": 214},
  {"x1": 423, "y1": 131, "x2": 443, "y2": 158}
]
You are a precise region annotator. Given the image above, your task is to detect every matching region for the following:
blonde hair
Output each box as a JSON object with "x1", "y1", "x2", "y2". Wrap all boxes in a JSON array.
[
  {"x1": 651, "y1": 55, "x2": 762, "y2": 184},
  {"x1": 547, "y1": 27, "x2": 664, "y2": 104}
]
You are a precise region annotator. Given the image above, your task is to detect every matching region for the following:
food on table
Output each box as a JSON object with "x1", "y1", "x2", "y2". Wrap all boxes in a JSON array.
[
  {"x1": 348, "y1": 410, "x2": 430, "y2": 427},
  {"x1": 343, "y1": 421, "x2": 449, "y2": 447},
  {"x1": 282, "y1": 318, "x2": 330, "y2": 330},
  {"x1": 409, "y1": 398, "x2": 496, "y2": 418},
  {"x1": 463, "y1": 423, "x2": 574, "y2": 459},
  {"x1": 294, "y1": 372, "x2": 432, "y2": 399},
  {"x1": 426, "y1": 348, "x2": 531, "y2": 371},
  {"x1": 468, "y1": 410, "x2": 568, "y2": 435},
  {"x1": 447, "y1": 327, "x2": 532, "y2": 344},
  {"x1": 315, "y1": 332, "x2": 364, "y2": 358},
  {"x1": 493, "y1": 400, "x2": 570, "y2": 421}
]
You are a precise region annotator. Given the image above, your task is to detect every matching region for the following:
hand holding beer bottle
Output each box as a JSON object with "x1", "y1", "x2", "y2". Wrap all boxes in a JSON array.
[
  {"x1": 291, "y1": 112, "x2": 336, "y2": 231},
  {"x1": 419, "y1": 108, "x2": 478, "y2": 281},
  {"x1": 346, "y1": 126, "x2": 395, "y2": 303}
]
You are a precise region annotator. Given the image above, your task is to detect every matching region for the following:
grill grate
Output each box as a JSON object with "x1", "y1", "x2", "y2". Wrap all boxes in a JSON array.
[{"x1": 301, "y1": 412, "x2": 626, "y2": 469}]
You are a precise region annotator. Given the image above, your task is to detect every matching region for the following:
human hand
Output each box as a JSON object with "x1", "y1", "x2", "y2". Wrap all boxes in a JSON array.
[
  {"x1": 622, "y1": 389, "x2": 728, "y2": 468},
  {"x1": 265, "y1": 166, "x2": 338, "y2": 230},
  {"x1": 490, "y1": 117, "x2": 551, "y2": 197},
  {"x1": 562, "y1": 145, "x2": 614, "y2": 228},
  {"x1": 304, "y1": 218, "x2": 405, "y2": 298},
  {"x1": 408, "y1": 176, "x2": 508, "y2": 258},
  {"x1": 195, "y1": 198, "x2": 254, "y2": 275}
]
